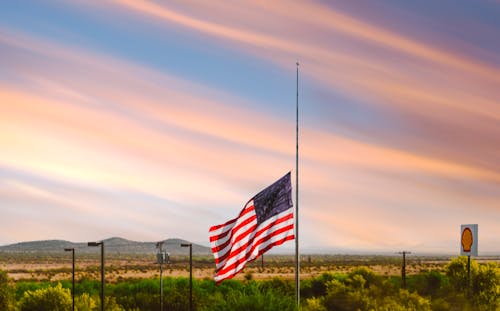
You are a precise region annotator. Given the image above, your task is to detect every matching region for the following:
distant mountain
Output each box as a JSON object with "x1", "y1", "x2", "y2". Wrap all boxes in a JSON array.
[{"x1": 0, "y1": 237, "x2": 211, "y2": 255}]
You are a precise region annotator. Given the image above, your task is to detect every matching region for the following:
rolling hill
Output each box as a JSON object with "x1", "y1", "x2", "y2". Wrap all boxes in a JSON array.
[{"x1": 0, "y1": 237, "x2": 211, "y2": 255}]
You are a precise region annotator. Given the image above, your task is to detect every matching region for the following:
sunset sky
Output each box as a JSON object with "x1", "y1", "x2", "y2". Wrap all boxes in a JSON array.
[{"x1": 1, "y1": 1, "x2": 499, "y2": 254}]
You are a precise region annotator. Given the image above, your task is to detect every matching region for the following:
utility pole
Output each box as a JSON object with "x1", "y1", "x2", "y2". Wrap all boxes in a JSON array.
[{"x1": 397, "y1": 251, "x2": 411, "y2": 289}]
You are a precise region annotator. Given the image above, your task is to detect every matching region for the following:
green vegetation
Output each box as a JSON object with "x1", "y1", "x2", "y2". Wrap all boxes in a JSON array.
[
  {"x1": 301, "y1": 257, "x2": 499, "y2": 311},
  {"x1": 0, "y1": 269, "x2": 16, "y2": 310},
  {"x1": 0, "y1": 256, "x2": 498, "y2": 310},
  {"x1": 302, "y1": 267, "x2": 432, "y2": 311},
  {"x1": 18, "y1": 283, "x2": 71, "y2": 311}
]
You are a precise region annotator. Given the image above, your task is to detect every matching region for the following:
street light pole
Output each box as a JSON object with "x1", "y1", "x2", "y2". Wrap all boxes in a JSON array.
[
  {"x1": 64, "y1": 248, "x2": 75, "y2": 311},
  {"x1": 181, "y1": 243, "x2": 193, "y2": 311},
  {"x1": 88, "y1": 242, "x2": 104, "y2": 311}
]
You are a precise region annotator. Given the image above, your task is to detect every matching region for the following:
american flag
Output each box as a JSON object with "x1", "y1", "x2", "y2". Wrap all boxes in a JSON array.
[{"x1": 209, "y1": 172, "x2": 294, "y2": 283}]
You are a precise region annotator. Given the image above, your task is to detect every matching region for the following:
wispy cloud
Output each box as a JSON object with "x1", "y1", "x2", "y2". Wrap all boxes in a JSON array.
[
  {"x1": 0, "y1": 1, "x2": 499, "y2": 251},
  {"x1": 105, "y1": 0, "x2": 500, "y2": 172}
]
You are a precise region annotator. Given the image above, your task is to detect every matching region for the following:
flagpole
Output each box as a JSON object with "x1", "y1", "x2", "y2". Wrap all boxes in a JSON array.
[{"x1": 295, "y1": 61, "x2": 300, "y2": 309}]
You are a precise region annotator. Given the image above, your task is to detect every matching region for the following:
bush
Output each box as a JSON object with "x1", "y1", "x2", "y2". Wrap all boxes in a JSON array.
[
  {"x1": 301, "y1": 273, "x2": 336, "y2": 298},
  {"x1": 319, "y1": 267, "x2": 431, "y2": 311},
  {"x1": 446, "y1": 256, "x2": 478, "y2": 292},
  {"x1": 207, "y1": 280, "x2": 296, "y2": 311},
  {"x1": 303, "y1": 297, "x2": 326, "y2": 311},
  {"x1": 18, "y1": 283, "x2": 72, "y2": 311},
  {"x1": 103, "y1": 296, "x2": 125, "y2": 311},
  {"x1": 259, "y1": 278, "x2": 294, "y2": 296},
  {"x1": 445, "y1": 257, "x2": 500, "y2": 310},
  {"x1": 348, "y1": 266, "x2": 382, "y2": 289},
  {"x1": 409, "y1": 270, "x2": 447, "y2": 297},
  {"x1": 111, "y1": 278, "x2": 159, "y2": 310},
  {"x1": 394, "y1": 289, "x2": 431, "y2": 311},
  {"x1": 75, "y1": 293, "x2": 97, "y2": 311},
  {"x1": 0, "y1": 269, "x2": 16, "y2": 311},
  {"x1": 471, "y1": 262, "x2": 500, "y2": 310}
]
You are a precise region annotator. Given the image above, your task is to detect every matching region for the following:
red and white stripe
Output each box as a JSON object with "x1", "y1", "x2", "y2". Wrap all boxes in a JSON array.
[{"x1": 209, "y1": 199, "x2": 294, "y2": 283}]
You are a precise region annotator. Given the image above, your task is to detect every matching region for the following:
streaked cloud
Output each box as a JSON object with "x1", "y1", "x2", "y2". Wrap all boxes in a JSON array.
[
  {"x1": 0, "y1": 1, "x2": 499, "y2": 252},
  {"x1": 104, "y1": 0, "x2": 500, "y2": 173}
]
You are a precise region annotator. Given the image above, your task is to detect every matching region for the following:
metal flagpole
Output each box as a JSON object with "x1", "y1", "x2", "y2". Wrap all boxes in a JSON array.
[{"x1": 295, "y1": 61, "x2": 300, "y2": 308}]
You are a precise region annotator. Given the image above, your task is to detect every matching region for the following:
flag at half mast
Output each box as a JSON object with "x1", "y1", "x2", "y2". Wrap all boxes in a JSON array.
[{"x1": 209, "y1": 172, "x2": 294, "y2": 283}]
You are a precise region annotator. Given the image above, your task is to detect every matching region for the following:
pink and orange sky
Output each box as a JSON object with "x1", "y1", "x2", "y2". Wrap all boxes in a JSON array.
[{"x1": 1, "y1": 1, "x2": 499, "y2": 254}]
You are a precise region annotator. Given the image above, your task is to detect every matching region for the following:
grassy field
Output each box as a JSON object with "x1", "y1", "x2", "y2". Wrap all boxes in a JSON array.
[
  {"x1": 1, "y1": 254, "x2": 498, "y2": 310},
  {"x1": 2, "y1": 252, "x2": 498, "y2": 283}
]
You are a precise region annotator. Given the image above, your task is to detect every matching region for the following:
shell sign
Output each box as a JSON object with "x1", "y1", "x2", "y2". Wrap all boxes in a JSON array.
[{"x1": 460, "y1": 224, "x2": 478, "y2": 256}]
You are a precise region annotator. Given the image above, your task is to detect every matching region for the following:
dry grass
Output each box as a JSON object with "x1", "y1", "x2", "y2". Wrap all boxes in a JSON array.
[{"x1": 1, "y1": 253, "x2": 498, "y2": 283}]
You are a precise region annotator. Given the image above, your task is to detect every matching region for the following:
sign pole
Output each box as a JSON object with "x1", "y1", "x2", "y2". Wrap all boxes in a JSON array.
[
  {"x1": 460, "y1": 224, "x2": 478, "y2": 297},
  {"x1": 467, "y1": 255, "x2": 471, "y2": 292}
]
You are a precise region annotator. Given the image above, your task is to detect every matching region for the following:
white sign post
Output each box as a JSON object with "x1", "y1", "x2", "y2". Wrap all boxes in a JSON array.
[{"x1": 460, "y1": 224, "x2": 478, "y2": 257}]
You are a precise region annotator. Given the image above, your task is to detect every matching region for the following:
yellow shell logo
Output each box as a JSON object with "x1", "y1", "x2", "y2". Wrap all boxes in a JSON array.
[{"x1": 461, "y1": 227, "x2": 473, "y2": 252}]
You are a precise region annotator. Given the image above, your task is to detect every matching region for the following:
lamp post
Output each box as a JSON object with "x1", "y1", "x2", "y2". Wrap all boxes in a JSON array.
[
  {"x1": 64, "y1": 248, "x2": 75, "y2": 311},
  {"x1": 181, "y1": 243, "x2": 192, "y2": 311},
  {"x1": 88, "y1": 241, "x2": 104, "y2": 311}
]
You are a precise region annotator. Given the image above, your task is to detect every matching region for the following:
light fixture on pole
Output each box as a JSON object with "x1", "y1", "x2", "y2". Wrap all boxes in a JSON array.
[
  {"x1": 156, "y1": 241, "x2": 169, "y2": 311},
  {"x1": 88, "y1": 241, "x2": 104, "y2": 311},
  {"x1": 64, "y1": 248, "x2": 75, "y2": 311},
  {"x1": 181, "y1": 243, "x2": 193, "y2": 311}
]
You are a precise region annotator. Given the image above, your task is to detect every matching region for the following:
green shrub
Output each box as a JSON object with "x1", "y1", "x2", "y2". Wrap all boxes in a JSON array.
[
  {"x1": 18, "y1": 283, "x2": 72, "y2": 311},
  {"x1": 259, "y1": 278, "x2": 294, "y2": 296},
  {"x1": 348, "y1": 266, "x2": 382, "y2": 289},
  {"x1": 111, "y1": 278, "x2": 159, "y2": 310},
  {"x1": 15, "y1": 281, "x2": 51, "y2": 299},
  {"x1": 301, "y1": 273, "x2": 336, "y2": 298},
  {"x1": 445, "y1": 257, "x2": 500, "y2": 310},
  {"x1": 394, "y1": 289, "x2": 431, "y2": 310},
  {"x1": 302, "y1": 297, "x2": 326, "y2": 311},
  {"x1": 103, "y1": 296, "x2": 124, "y2": 311},
  {"x1": 0, "y1": 270, "x2": 16, "y2": 311},
  {"x1": 409, "y1": 270, "x2": 447, "y2": 297},
  {"x1": 470, "y1": 262, "x2": 500, "y2": 310},
  {"x1": 75, "y1": 293, "x2": 97, "y2": 311},
  {"x1": 207, "y1": 280, "x2": 296, "y2": 311},
  {"x1": 446, "y1": 256, "x2": 478, "y2": 292}
]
